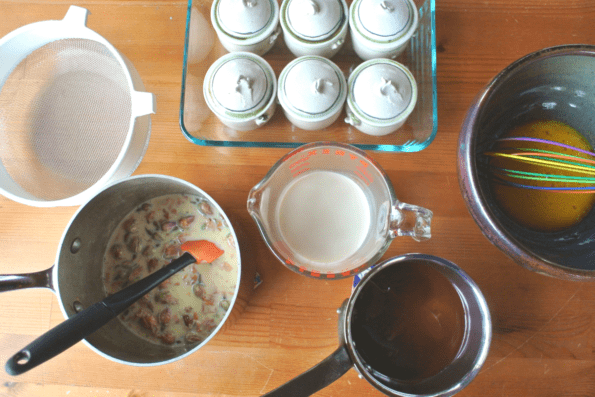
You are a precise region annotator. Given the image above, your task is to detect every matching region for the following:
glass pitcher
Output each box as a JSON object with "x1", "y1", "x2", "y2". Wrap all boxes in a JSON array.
[{"x1": 247, "y1": 142, "x2": 432, "y2": 279}]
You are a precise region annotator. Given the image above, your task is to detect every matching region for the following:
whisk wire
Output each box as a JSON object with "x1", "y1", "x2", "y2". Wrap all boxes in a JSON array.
[
  {"x1": 498, "y1": 137, "x2": 595, "y2": 157},
  {"x1": 482, "y1": 136, "x2": 595, "y2": 193},
  {"x1": 484, "y1": 152, "x2": 595, "y2": 176}
]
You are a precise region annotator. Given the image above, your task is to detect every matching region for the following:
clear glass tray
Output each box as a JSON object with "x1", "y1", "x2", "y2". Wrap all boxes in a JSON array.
[{"x1": 179, "y1": 0, "x2": 437, "y2": 151}]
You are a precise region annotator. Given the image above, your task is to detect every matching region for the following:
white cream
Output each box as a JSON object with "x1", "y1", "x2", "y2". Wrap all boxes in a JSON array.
[
  {"x1": 276, "y1": 171, "x2": 371, "y2": 270},
  {"x1": 102, "y1": 194, "x2": 238, "y2": 346}
]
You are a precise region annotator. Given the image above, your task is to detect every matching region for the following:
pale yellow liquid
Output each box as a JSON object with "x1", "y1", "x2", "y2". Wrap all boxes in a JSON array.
[{"x1": 489, "y1": 120, "x2": 595, "y2": 232}]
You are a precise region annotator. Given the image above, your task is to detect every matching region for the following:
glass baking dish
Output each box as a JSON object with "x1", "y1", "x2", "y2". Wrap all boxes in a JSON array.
[{"x1": 179, "y1": 0, "x2": 437, "y2": 151}]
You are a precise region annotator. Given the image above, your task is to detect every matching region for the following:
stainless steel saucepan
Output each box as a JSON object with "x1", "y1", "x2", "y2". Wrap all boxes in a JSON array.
[{"x1": 0, "y1": 175, "x2": 251, "y2": 371}]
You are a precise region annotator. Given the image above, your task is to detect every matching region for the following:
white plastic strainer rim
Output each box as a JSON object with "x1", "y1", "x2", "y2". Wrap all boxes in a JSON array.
[{"x1": 0, "y1": 5, "x2": 155, "y2": 207}]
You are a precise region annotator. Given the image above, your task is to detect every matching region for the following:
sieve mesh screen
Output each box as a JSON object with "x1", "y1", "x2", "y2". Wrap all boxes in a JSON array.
[{"x1": 0, "y1": 38, "x2": 132, "y2": 201}]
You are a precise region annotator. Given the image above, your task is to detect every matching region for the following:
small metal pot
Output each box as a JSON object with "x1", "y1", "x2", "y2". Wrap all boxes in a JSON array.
[
  {"x1": 263, "y1": 254, "x2": 491, "y2": 397},
  {"x1": 0, "y1": 175, "x2": 251, "y2": 367}
]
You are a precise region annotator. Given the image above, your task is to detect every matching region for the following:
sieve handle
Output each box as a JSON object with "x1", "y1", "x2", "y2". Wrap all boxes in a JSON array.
[
  {"x1": 62, "y1": 5, "x2": 89, "y2": 26},
  {"x1": 131, "y1": 91, "x2": 156, "y2": 117}
]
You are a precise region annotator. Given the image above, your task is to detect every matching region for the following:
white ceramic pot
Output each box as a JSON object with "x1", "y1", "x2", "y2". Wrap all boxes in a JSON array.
[
  {"x1": 280, "y1": 0, "x2": 349, "y2": 58},
  {"x1": 349, "y1": 0, "x2": 419, "y2": 61},
  {"x1": 345, "y1": 58, "x2": 417, "y2": 136},
  {"x1": 278, "y1": 56, "x2": 347, "y2": 130},
  {"x1": 203, "y1": 52, "x2": 277, "y2": 131},
  {"x1": 211, "y1": 0, "x2": 281, "y2": 56}
]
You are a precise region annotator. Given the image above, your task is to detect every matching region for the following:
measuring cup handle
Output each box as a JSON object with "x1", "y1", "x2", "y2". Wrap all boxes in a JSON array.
[
  {"x1": 261, "y1": 345, "x2": 352, "y2": 397},
  {"x1": 390, "y1": 202, "x2": 433, "y2": 241}
]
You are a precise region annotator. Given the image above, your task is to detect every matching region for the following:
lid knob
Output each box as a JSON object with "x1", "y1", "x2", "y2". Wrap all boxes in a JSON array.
[
  {"x1": 303, "y1": 0, "x2": 321, "y2": 15},
  {"x1": 313, "y1": 78, "x2": 334, "y2": 95},
  {"x1": 379, "y1": 77, "x2": 404, "y2": 105},
  {"x1": 280, "y1": 57, "x2": 345, "y2": 115},
  {"x1": 217, "y1": 0, "x2": 273, "y2": 36},
  {"x1": 286, "y1": 0, "x2": 344, "y2": 39},
  {"x1": 235, "y1": 75, "x2": 254, "y2": 107},
  {"x1": 379, "y1": 1, "x2": 394, "y2": 12},
  {"x1": 356, "y1": 0, "x2": 411, "y2": 38},
  {"x1": 350, "y1": 61, "x2": 414, "y2": 119},
  {"x1": 209, "y1": 56, "x2": 270, "y2": 112}
]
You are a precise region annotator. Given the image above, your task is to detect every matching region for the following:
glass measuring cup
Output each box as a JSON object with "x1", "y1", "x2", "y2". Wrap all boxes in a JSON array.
[{"x1": 247, "y1": 142, "x2": 433, "y2": 279}]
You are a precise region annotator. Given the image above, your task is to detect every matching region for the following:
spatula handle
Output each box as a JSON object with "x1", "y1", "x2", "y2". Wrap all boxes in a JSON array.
[
  {"x1": 5, "y1": 252, "x2": 196, "y2": 376},
  {"x1": 5, "y1": 301, "x2": 116, "y2": 376}
]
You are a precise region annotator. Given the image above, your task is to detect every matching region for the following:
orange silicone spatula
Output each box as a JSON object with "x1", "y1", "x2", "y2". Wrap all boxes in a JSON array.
[
  {"x1": 181, "y1": 240, "x2": 224, "y2": 263},
  {"x1": 6, "y1": 240, "x2": 224, "y2": 376}
]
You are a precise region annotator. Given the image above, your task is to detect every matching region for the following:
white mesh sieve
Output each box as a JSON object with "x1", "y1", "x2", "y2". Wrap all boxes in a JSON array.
[{"x1": 0, "y1": 38, "x2": 132, "y2": 201}]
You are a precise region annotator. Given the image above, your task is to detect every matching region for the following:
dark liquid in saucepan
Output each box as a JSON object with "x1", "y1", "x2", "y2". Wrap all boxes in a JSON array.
[{"x1": 351, "y1": 261, "x2": 466, "y2": 383}]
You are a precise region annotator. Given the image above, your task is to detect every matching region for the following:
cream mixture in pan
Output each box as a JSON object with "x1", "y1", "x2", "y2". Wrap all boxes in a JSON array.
[{"x1": 102, "y1": 194, "x2": 238, "y2": 346}]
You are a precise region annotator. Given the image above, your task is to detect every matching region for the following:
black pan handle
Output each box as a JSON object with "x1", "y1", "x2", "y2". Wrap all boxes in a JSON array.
[
  {"x1": 0, "y1": 266, "x2": 54, "y2": 292},
  {"x1": 5, "y1": 300, "x2": 117, "y2": 376},
  {"x1": 262, "y1": 344, "x2": 353, "y2": 397},
  {"x1": 5, "y1": 252, "x2": 196, "y2": 376}
]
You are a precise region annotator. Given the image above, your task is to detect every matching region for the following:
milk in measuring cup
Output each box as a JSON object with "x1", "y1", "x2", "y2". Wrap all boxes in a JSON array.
[{"x1": 276, "y1": 170, "x2": 371, "y2": 270}]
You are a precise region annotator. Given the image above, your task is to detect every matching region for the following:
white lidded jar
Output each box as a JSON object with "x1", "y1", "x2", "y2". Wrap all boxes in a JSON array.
[
  {"x1": 345, "y1": 58, "x2": 417, "y2": 136},
  {"x1": 203, "y1": 52, "x2": 277, "y2": 131},
  {"x1": 349, "y1": 0, "x2": 419, "y2": 61},
  {"x1": 280, "y1": 0, "x2": 349, "y2": 58},
  {"x1": 278, "y1": 56, "x2": 347, "y2": 130},
  {"x1": 211, "y1": 0, "x2": 281, "y2": 56}
]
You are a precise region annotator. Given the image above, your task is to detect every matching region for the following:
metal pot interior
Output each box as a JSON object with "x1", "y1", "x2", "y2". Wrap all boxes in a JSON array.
[
  {"x1": 55, "y1": 175, "x2": 240, "y2": 365},
  {"x1": 470, "y1": 46, "x2": 595, "y2": 275},
  {"x1": 344, "y1": 255, "x2": 491, "y2": 396}
]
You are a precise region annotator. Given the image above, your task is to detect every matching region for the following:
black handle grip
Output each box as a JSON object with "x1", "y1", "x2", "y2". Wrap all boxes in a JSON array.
[
  {"x1": 5, "y1": 302, "x2": 116, "y2": 376},
  {"x1": 5, "y1": 252, "x2": 197, "y2": 375},
  {"x1": 262, "y1": 345, "x2": 353, "y2": 397},
  {"x1": 103, "y1": 252, "x2": 196, "y2": 313}
]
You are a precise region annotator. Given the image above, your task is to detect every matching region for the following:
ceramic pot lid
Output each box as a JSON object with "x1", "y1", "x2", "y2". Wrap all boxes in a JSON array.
[
  {"x1": 351, "y1": 61, "x2": 414, "y2": 120},
  {"x1": 286, "y1": 0, "x2": 344, "y2": 40},
  {"x1": 281, "y1": 57, "x2": 345, "y2": 115},
  {"x1": 355, "y1": 0, "x2": 413, "y2": 39},
  {"x1": 216, "y1": 0, "x2": 274, "y2": 37},
  {"x1": 206, "y1": 53, "x2": 274, "y2": 114}
]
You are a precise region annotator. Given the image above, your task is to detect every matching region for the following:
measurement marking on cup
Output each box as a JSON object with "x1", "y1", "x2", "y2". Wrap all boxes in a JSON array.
[
  {"x1": 355, "y1": 168, "x2": 372, "y2": 186},
  {"x1": 289, "y1": 150, "x2": 317, "y2": 176},
  {"x1": 289, "y1": 157, "x2": 309, "y2": 169},
  {"x1": 292, "y1": 165, "x2": 310, "y2": 178}
]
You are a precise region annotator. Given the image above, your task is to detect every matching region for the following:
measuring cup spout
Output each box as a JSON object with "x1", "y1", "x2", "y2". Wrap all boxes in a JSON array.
[
  {"x1": 247, "y1": 187, "x2": 262, "y2": 218},
  {"x1": 390, "y1": 202, "x2": 433, "y2": 241}
]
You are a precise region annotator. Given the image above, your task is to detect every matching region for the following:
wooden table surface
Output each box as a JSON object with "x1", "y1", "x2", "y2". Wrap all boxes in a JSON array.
[{"x1": 1, "y1": 0, "x2": 595, "y2": 396}]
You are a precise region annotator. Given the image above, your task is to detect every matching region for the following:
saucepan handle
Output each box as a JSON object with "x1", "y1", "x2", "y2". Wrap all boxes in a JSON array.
[
  {"x1": 262, "y1": 344, "x2": 353, "y2": 396},
  {"x1": 0, "y1": 266, "x2": 54, "y2": 293},
  {"x1": 5, "y1": 301, "x2": 116, "y2": 376}
]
